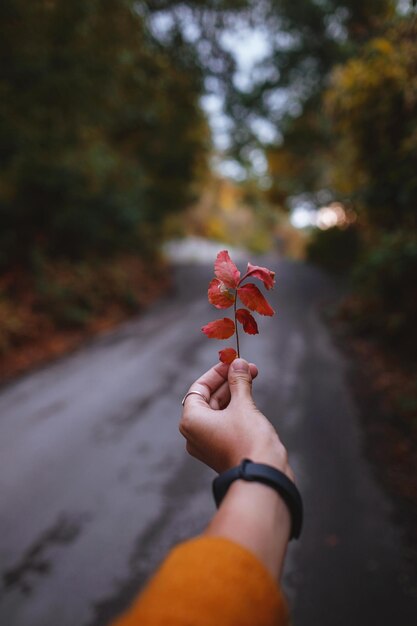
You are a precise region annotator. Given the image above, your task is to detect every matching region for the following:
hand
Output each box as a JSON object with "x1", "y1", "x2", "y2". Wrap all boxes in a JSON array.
[{"x1": 180, "y1": 359, "x2": 293, "y2": 478}]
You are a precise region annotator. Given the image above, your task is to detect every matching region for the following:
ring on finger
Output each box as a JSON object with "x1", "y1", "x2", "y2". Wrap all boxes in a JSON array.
[{"x1": 181, "y1": 390, "x2": 209, "y2": 406}]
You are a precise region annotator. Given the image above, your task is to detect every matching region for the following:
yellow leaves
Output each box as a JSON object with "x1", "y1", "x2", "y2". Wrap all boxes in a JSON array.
[
  {"x1": 267, "y1": 148, "x2": 303, "y2": 179},
  {"x1": 324, "y1": 18, "x2": 417, "y2": 221},
  {"x1": 325, "y1": 33, "x2": 409, "y2": 126},
  {"x1": 328, "y1": 32, "x2": 410, "y2": 113},
  {"x1": 370, "y1": 37, "x2": 394, "y2": 56}
]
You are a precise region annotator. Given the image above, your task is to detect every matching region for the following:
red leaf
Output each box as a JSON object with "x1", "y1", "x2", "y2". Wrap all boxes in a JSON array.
[
  {"x1": 219, "y1": 348, "x2": 238, "y2": 364},
  {"x1": 236, "y1": 308, "x2": 259, "y2": 335},
  {"x1": 208, "y1": 278, "x2": 235, "y2": 309},
  {"x1": 242, "y1": 263, "x2": 275, "y2": 290},
  {"x1": 237, "y1": 283, "x2": 274, "y2": 316},
  {"x1": 214, "y1": 250, "x2": 240, "y2": 289},
  {"x1": 201, "y1": 318, "x2": 235, "y2": 339}
]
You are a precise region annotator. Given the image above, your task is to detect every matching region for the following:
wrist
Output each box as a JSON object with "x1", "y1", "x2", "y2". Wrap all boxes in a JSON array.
[
  {"x1": 245, "y1": 442, "x2": 294, "y2": 482},
  {"x1": 206, "y1": 478, "x2": 292, "y2": 579},
  {"x1": 212, "y1": 459, "x2": 303, "y2": 540},
  {"x1": 227, "y1": 479, "x2": 292, "y2": 535}
]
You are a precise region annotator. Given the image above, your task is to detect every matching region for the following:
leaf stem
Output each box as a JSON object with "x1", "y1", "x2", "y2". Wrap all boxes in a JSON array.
[{"x1": 234, "y1": 292, "x2": 240, "y2": 358}]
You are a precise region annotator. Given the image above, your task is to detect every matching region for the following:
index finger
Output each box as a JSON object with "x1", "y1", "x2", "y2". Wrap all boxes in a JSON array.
[
  {"x1": 194, "y1": 362, "x2": 230, "y2": 395},
  {"x1": 182, "y1": 362, "x2": 230, "y2": 410}
]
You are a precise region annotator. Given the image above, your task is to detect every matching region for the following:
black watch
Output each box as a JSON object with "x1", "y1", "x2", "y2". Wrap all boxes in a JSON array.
[{"x1": 212, "y1": 458, "x2": 303, "y2": 540}]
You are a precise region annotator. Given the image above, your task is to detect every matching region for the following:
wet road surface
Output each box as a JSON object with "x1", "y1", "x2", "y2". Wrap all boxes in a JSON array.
[{"x1": 0, "y1": 256, "x2": 416, "y2": 625}]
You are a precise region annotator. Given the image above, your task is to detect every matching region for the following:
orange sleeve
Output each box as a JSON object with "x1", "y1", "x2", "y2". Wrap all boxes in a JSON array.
[{"x1": 112, "y1": 536, "x2": 289, "y2": 626}]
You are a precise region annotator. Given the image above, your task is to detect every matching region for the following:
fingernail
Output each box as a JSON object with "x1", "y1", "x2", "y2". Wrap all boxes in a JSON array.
[{"x1": 232, "y1": 358, "x2": 249, "y2": 372}]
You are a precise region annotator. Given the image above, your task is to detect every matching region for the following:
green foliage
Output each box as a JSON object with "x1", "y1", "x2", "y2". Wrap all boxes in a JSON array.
[
  {"x1": 0, "y1": 0, "x2": 208, "y2": 269},
  {"x1": 306, "y1": 225, "x2": 361, "y2": 274},
  {"x1": 317, "y1": 15, "x2": 417, "y2": 361},
  {"x1": 0, "y1": 253, "x2": 168, "y2": 357},
  {"x1": 349, "y1": 233, "x2": 417, "y2": 358},
  {"x1": 255, "y1": 5, "x2": 417, "y2": 364},
  {"x1": 33, "y1": 256, "x2": 143, "y2": 328},
  {"x1": 326, "y1": 19, "x2": 417, "y2": 230},
  {"x1": 267, "y1": 98, "x2": 333, "y2": 202},
  {"x1": 226, "y1": 0, "x2": 396, "y2": 189},
  {"x1": 1, "y1": 0, "x2": 415, "y2": 368}
]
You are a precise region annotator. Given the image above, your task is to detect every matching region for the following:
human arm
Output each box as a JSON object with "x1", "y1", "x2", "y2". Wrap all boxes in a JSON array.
[
  {"x1": 180, "y1": 358, "x2": 294, "y2": 579},
  {"x1": 111, "y1": 359, "x2": 294, "y2": 626}
]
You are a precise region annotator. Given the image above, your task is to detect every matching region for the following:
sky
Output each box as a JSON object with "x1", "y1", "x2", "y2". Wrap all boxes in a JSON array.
[
  {"x1": 203, "y1": 26, "x2": 279, "y2": 180},
  {"x1": 149, "y1": 8, "x2": 279, "y2": 180}
]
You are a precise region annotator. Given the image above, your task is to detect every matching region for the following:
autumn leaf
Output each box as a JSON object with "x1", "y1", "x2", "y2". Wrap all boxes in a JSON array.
[
  {"x1": 219, "y1": 348, "x2": 238, "y2": 364},
  {"x1": 214, "y1": 250, "x2": 241, "y2": 289},
  {"x1": 201, "y1": 318, "x2": 235, "y2": 339},
  {"x1": 242, "y1": 263, "x2": 275, "y2": 290},
  {"x1": 236, "y1": 308, "x2": 259, "y2": 335},
  {"x1": 237, "y1": 283, "x2": 274, "y2": 316},
  {"x1": 208, "y1": 278, "x2": 234, "y2": 309},
  {"x1": 202, "y1": 250, "x2": 276, "y2": 362}
]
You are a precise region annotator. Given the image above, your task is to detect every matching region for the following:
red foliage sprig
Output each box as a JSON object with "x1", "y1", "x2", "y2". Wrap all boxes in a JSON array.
[{"x1": 201, "y1": 250, "x2": 275, "y2": 363}]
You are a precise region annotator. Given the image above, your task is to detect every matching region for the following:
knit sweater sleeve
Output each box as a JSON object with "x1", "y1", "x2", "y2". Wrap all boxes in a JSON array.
[{"x1": 111, "y1": 536, "x2": 289, "y2": 626}]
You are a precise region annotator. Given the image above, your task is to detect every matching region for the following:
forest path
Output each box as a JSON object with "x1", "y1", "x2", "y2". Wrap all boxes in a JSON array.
[{"x1": 0, "y1": 252, "x2": 415, "y2": 626}]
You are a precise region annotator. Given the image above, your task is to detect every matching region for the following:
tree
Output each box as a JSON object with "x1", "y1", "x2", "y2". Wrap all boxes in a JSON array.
[
  {"x1": 221, "y1": 0, "x2": 396, "y2": 201},
  {"x1": 326, "y1": 18, "x2": 417, "y2": 230},
  {"x1": 0, "y1": 0, "x2": 208, "y2": 268}
]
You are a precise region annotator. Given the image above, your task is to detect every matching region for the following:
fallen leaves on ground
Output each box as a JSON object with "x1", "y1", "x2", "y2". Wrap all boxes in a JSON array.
[{"x1": 0, "y1": 255, "x2": 169, "y2": 382}]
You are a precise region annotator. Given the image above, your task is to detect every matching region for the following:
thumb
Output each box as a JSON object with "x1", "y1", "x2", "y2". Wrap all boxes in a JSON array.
[{"x1": 228, "y1": 358, "x2": 253, "y2": 402}]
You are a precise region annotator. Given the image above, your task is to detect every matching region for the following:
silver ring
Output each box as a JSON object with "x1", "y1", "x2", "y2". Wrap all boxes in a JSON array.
[{"x1": 181, "y1": 390, "x2": 209, "y2": 406}]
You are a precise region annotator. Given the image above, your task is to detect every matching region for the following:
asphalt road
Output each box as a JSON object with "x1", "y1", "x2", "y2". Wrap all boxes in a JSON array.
[{"x1": 0, "y1": 255, "x2": 416, "y2": 626}]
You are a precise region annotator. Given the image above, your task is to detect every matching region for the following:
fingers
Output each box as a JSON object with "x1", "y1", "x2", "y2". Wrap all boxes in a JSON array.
[
  {"x1": 190, "y1": 361, "x2": 229, "y2": 399},
  {"x1": 182, "y1": 360, "x2": 258, "y2": 414},
  {"x1": 210, "y1": 363, "x2": 258, "y2": 409},
  {"x1": 181, "y1": 362, "x2": 229, "y2": 420},
  {"x1": 180, "y1": 360, "x2": 261, "y2": 472},
  {"x1": 228, "y1": 358, "x2": 254, "y2": 403},
  {"x1": 248, "y1": 362, "x2": 258, "y2": 380}
]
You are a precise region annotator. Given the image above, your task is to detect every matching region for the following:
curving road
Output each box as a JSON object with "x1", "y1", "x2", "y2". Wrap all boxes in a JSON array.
[{"x1": 0, "y1": 253, "x2": 416, "y2": 625}]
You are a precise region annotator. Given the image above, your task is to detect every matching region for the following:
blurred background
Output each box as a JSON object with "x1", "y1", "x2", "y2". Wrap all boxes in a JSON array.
[{"x1": 0, "y1": 1, "x2": 416, "y2": 625}]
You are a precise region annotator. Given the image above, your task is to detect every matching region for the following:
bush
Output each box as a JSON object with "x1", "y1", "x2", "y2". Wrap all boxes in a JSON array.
[
  {"x1": 326, "y1": 21, "x2": 417, "y2": 231},
  {"x1": 0, "y1": 0, "x2": 207, "y2": 269},
  {"x1": 306, "y1": 225, "x2": 361, "y2": 274},
  {"x1": 0, "y1": 253, "x2": 168, "y2": 357},
  {"x1": 348, "y1": 232, "x2": 417, "y2": 358}
]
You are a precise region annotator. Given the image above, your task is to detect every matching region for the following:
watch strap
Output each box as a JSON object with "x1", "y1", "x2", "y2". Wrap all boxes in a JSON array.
[{"x1": 212, "y1": 459, "x2": 303, "y2": 540}]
